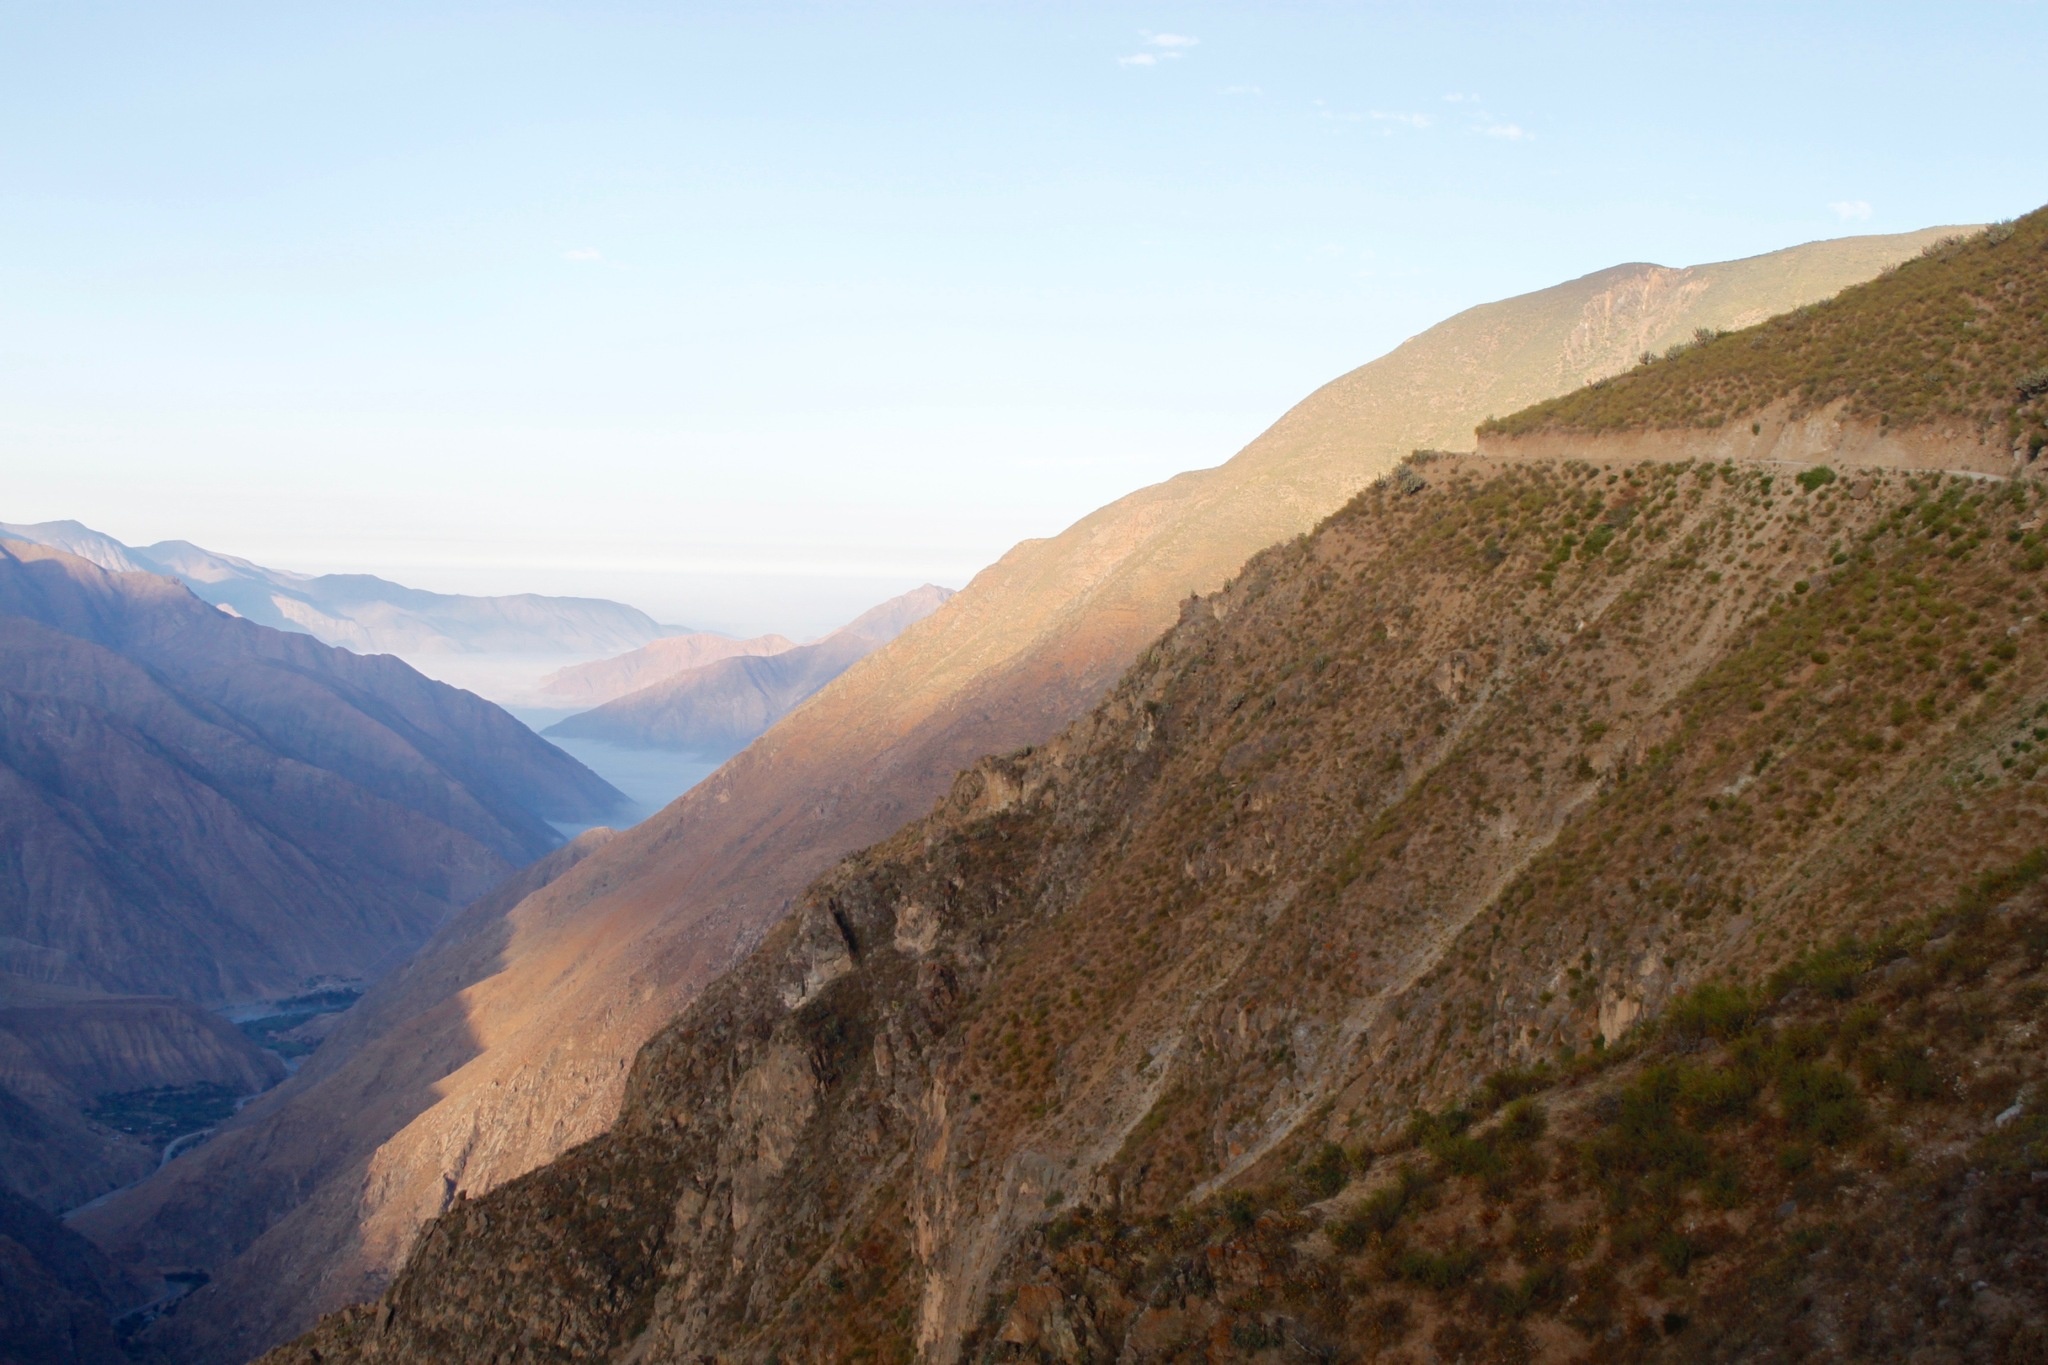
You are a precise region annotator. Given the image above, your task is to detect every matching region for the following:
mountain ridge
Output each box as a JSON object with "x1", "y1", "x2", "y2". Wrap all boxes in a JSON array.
[
  {"x1": 0, "y1": 520, "x2": 682, "y2": 659},
  {"x1": 545, "y1": 584, "x2": 956, "y2": 756},
  {"x1": 79, "y1": 223, "x2": 1967, "y2": 1363},
  {"x1": 0, "y1": 539, "x2": 627, "y2": 1003}
]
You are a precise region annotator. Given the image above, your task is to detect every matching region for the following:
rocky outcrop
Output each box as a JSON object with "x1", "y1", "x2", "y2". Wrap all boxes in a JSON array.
[{"x1": 99, "y1": 225, "x2": 1963, "y2": 1362}]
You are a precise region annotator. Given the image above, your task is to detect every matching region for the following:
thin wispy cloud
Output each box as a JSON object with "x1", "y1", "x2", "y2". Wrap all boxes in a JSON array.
[
  {"x1": 1118, "y1": 32, "x2": 1198, "y2": 67},
  {"x1": 1437, "y1": 94, "x2": 1536, "y2": 141},
  {"x1": 1222, "y1": 83, "x2": 1262, "y2": 96},
  {"x1": 563, "y1": 248, "x2": 605, "y2": 262},
  {"x1": 1831, "y1": 199, "x2": 1874, "y2": 222},
  {"x1": 1372, "y1": 110, "x2": 1432, "y2": 129}
]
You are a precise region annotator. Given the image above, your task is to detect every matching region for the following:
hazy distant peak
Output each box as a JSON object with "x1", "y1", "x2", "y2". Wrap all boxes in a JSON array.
[
  {"x1": 0, "y1": 520, "x2": 155, "y2": 576},
  {"x1": 537, "y1": 629, "x2": 798, "y2": 707},
  {"x1": 831, "y1": 583, "x2": 956, "y2": 645},
  {"x1": 546, "y1": 581, "x2": 957, "y2": 756},
  {"x1": 139, "y1": 538, "x2": 301, "y2": 584},
  {"x1": 0, "y1": 518, "x2": 676, "y2": 660}
]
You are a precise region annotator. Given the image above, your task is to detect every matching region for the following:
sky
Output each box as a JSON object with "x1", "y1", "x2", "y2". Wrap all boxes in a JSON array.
[{"x1": 4, "y1": 1, "x2": 2045, "y2": 637}]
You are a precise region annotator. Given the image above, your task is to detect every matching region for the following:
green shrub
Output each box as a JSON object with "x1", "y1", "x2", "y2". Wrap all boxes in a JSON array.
[
  {"x1": 1298, "y1": 1142, "x2": 1350, "y2": 1200},
  {"x1": 1392, "y1": 1242, "x2": 1483, "y2": 1291},
  {"x1": 1778, "y1": 1062, "x2": 1869, "y2": 1145},
  {"x1": 1677, "y1": 1064, "x2": 1759, "y2": 1126},
  {"x1": 1796, "y1": 466, "x2": 1838, "y2": 492},
  {"x1": 1664, "y1": 981, "x2": 1755, "y2": 1042},
  {"x1": 1862, "y1": 1043, "x2": 1939, "y2": 1101},
  {"x1": 1498, "y1": 1098, "x2": 1548, "y2": 1145}
]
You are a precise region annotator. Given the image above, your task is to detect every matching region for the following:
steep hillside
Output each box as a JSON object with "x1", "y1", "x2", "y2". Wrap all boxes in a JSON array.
[
  {"x1": 546, "y1": 586, "x2": 955, "y2": 756},
  {"x1": 0, "y1": 539, "x2": 624, "y2": 1005},
  {"x1": 1479, "y1": 207, "x2": 2048, "y2": 475},
  {"x1": 266, "y1": 454, "x2": 2048, "y2": 1363},
  {"x1": 86, "y1": 226, "x2": 1958, "y2": 1363},
  {"x1": 538, "y1": 632, "x2": 796, "y2": 708},
  {"x1": 0, "y1": 520, "x2": 678, "y2": 658},
  {"x1": 0, "y1": 985, "x2": 282, "y2": 1209},
  {"x1": 66, "y1": 832, "x2": 617, "y2": 1361},
  {"x1": 0, "y1": 1183, "x2": 146, "y2": 1365}
]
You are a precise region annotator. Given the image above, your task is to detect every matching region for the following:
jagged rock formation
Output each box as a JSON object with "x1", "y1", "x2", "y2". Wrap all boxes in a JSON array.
[
  {"x1": 85, "y1": 225, "x2": 1961, "y2": 1363},
  {"x1": 0, "y1": 520, "x2": 680, "y2": 659},
  {"x1": 0, "y1": 537, "x2": 624, "y2": 1004},
  {"x1": 546, "y1": 586, "x2": 955, "y2": 756},
  {"x1": 265, "y1": 452, "x2": 2048, "y2": 1363},
  {"x1": 538, "y1": 632, "x2": 796, "y2": 709}
]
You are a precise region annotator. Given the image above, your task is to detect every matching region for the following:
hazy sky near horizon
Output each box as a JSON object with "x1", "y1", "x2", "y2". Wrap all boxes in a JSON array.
[{"x1": 5, "y1": 2, "x2": 2045, "y2": 636}]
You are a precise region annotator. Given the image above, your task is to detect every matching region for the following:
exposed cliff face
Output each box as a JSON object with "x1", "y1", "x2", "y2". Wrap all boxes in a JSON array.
[
  {"x1": 0, "y1": 538, "x2": 623, "y2": 1004},
  {"x1": 93, "y1": 226, "x2": 1959, "y2": 1364},
  {"x1": 266, "y1": 453, "x2": 2048, "y2": 1363}
]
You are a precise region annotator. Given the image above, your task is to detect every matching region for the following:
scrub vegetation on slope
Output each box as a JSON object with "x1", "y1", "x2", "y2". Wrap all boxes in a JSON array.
[
  {"x1": 1480, "y1": 206, "x2": 2048, "y2": 448},
  {"x1": 262, "y1": 453, "x2": 2048, "y2": 1364}
]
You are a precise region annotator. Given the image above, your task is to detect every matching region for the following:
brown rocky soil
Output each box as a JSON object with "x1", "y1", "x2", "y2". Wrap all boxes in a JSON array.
[{"x1": 262, "y1": 452, "x2": 2048, "y2": 1363}]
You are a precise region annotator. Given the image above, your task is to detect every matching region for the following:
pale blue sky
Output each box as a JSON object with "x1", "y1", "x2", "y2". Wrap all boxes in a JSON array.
[{"x1": 4, "y1": 2, "x2": 2044, "y2": 635}]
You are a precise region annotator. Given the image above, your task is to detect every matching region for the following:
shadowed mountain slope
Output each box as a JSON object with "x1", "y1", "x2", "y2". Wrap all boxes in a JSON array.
[
  {"x1": 545, "y1": 586, "x2": 955, "y2": 756},
  {"x1": 0, "y1": 538, "x2": 624, "y2": 1006},
  {"x1": 0, "y1": 982, "x2": 284, "y2": 1209},
  {"x1": 82, "y1": 225, "x2": 1961, "y2": 1363},
  {"x1": 537, "y1": 632, "x2": 796, "y2": 709},
  {"x1": 269, "y1": 451, "x2": 2048, "y2": 1365},
  {"x1": 0, "y1": 1183, "x2": 147, "y2": 1365},
  {"x1": 0, "y1": 521, "x2": 679, "y2": 658}
]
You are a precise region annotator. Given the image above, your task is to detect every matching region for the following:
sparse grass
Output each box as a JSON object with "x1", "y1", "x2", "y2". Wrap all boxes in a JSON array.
[
  {"x1": 1482, "y1": 209, "x2": 2048, "y2": 441},
  {"x1": 987, "y1": 856, "x2": 2048, "y2": 1362}
]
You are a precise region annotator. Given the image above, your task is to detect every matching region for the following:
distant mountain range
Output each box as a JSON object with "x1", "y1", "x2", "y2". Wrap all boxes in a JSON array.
[
  {"x1": 543, "y1": 585, "x2": 954, "y2": 757},
  {"x1": 0, "y1": 535, "x2": 627, "y2": 1212},
  {"x1": 0, "y1": 520, "x2": 682, "y2": 659},
  {"x1": 536, "y1": 630, "x2": 796, "y2": 708},
  {"x1": 0, "y1": 538, "x2": 628, "y2": 1005}
]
